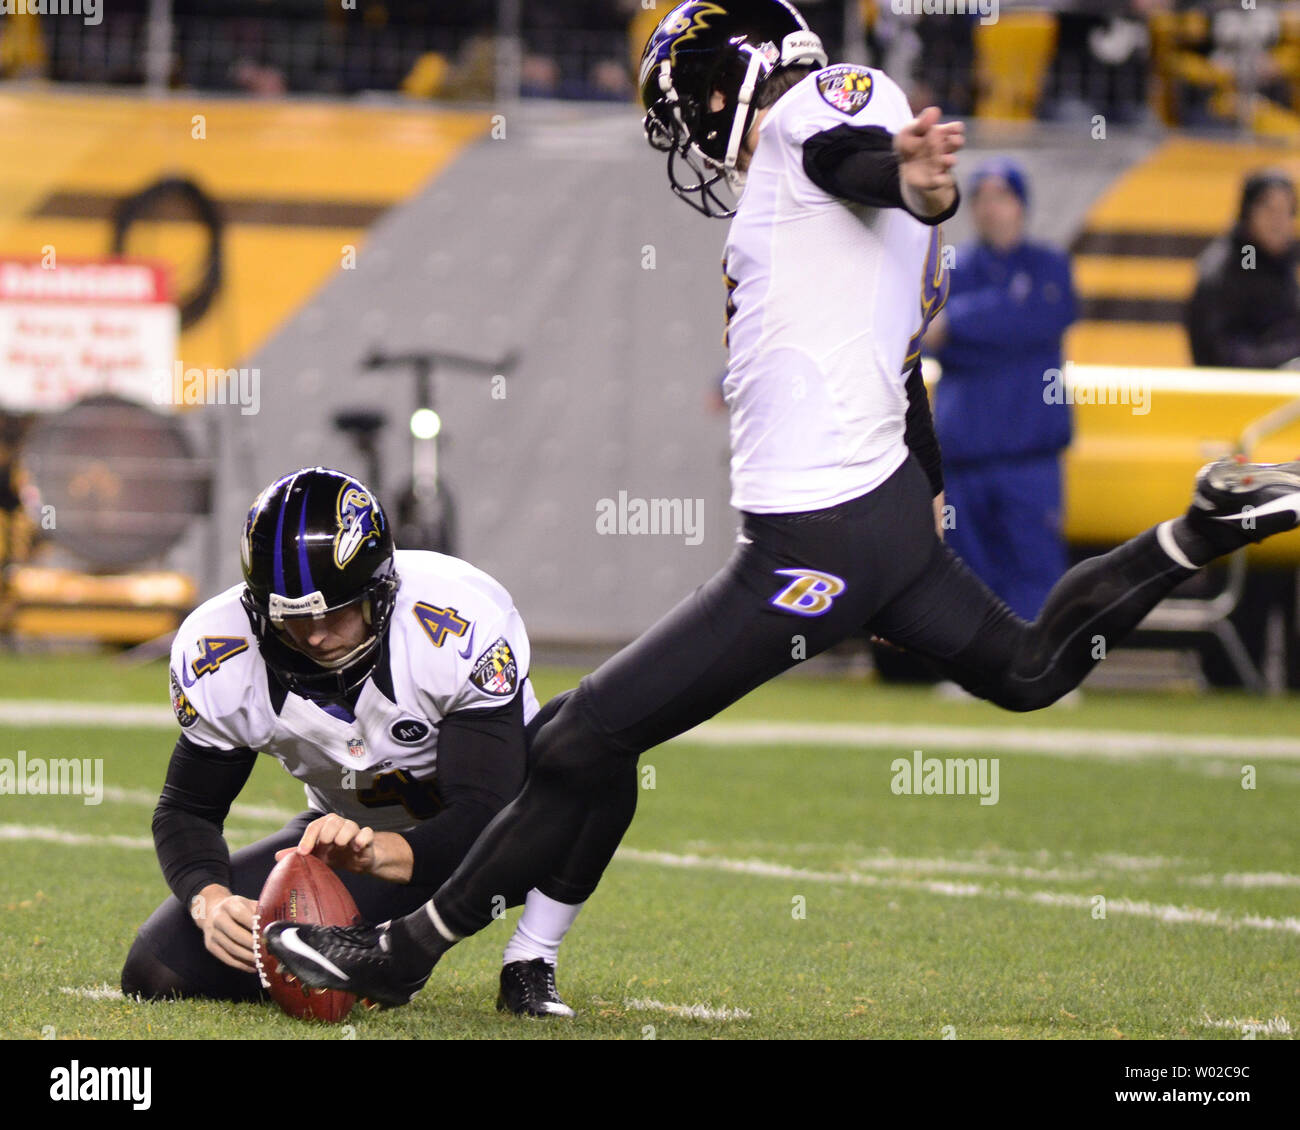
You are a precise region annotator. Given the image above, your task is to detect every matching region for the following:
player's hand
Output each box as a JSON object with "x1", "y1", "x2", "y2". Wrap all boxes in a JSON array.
[
  {"x1": 191, "y1": 885, "x2": 259, "y2": 973},
  {"x1": 278, "y1": 814, "x2": 414, "y2": 884},
  {"x1": 894, "y1": 107, "x2": 964, "y2": 216}
]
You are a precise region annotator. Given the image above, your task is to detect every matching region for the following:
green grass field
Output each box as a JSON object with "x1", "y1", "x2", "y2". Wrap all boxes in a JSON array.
[{"x1": 1, "y1": 655, "x2": 1296, "y2": 1040}]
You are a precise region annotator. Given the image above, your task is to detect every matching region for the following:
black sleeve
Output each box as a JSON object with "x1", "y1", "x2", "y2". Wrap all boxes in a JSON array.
[
  {"x1": 152, "y1": 733, "x2": 259, "y2": 909},
  {"x1": 401, "y1": 691, "x2": 528, "y2": 889},
  {"x1": 904, "y1": 360, "x2": 944, "y2": 498},
  {"x1": 802, "y1": 124, "x2": 960, "y2": 225}
]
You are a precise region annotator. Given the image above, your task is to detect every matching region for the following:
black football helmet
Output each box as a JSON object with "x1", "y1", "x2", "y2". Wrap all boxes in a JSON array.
[
  {"x1": 639, "y1": 0, "x2": 827, "y2": 218},
  {"x1": 240, "y1": 468, "x2": 400, "y2": 701}
]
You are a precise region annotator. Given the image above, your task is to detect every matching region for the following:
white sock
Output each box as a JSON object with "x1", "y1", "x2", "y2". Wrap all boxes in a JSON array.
[{"x1": 502, "y1": 889, "x2": 584, "y2": 967}]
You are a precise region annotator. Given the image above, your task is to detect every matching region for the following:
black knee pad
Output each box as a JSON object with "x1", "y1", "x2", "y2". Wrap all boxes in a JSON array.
[
  {"x1": 528, "y1": 686, "x2": 633, "y2": 792},
  {"x1": 120, "y1": 935, "x2": 190, "y2": 1001}
]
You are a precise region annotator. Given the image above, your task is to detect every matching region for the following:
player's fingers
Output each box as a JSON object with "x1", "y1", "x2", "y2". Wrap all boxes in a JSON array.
[
  {"x1": 222, "y1": 894, "x2": 257, "y2": 931},
  {"x1": 309, "y1": 813, "x2": 346, "y2": 850},
  {"x1": 354, "y1": 826, "x2": 374, "y2": 854},
  {"x1": 331, "y1": 819, "x2": 362, "y2": 850},
  {"x1": 296, "y1": 816, "x2": 326, "y2": 854},
  {"x1": 212, "y1": 935, "x2": 257, "y2": 972},
  {"x1": 207, "y1": 922, "x2": 257, "y2": 970},
  {"x1": 216, "y1": 910, "x2": 256, "y2": 950},
  {"x1": 224, "y1": 896, "x2": 257, "y2": 928}
]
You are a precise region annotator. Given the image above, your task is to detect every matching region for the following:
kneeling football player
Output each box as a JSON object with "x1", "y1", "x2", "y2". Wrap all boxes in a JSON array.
[{"x1": 121, "y1": 467, "x2": 634, "y2": 1017}]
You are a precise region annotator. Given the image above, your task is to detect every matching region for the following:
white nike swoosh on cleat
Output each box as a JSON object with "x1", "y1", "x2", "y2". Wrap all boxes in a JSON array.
[
  {"x1": 540, "y1": 1004, "x2": 575, "y2": 1016},
  {"x1": 1210, "y1": 493, "x2": 1300, "y2": 523},
  {"x1": 276, "y1": 927, "x2": 349, "y2": 982}
]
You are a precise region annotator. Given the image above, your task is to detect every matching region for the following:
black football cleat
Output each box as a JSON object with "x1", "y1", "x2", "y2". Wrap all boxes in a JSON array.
[
  {"x1": 497, "y1": 959, "x2": 575, "y2": 1019},
  {"x1": 1187, "y1": 456, "x2": 1300, "y2": 551},
  {"x1": 262, "y1": 920, "x2": 430, "y2": 1010}
]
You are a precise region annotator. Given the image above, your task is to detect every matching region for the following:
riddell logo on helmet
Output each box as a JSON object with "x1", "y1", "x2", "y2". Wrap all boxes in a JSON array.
[
  {"x1": 891, "y1": 0, "x2": 998, "y2": 26},
  {"x1": 268, "y1": 591, "x2": 328, "y2": 618}
]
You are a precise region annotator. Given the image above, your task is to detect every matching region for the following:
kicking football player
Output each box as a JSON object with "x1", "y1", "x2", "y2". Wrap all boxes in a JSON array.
[
  {"x1": 266, "y1": 0, "x2": 1300, "y2": 1007},
  {"x1": 121, "y1": 467, "x2": 635, "y2": 1017}
]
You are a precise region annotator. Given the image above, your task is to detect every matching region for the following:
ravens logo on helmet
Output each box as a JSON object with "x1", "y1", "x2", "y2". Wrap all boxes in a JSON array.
[
  {"x1": 639, "y1": 0, "x2": 827, "y2": 218},
  {"x1": 240, "y1": 467, "x2": 400, "y2": 701}
]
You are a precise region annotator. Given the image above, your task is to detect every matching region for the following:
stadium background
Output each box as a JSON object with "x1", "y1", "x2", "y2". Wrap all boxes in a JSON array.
[{"x1": 0, "y1": 0, "x2": 1298, "y2": 1046}]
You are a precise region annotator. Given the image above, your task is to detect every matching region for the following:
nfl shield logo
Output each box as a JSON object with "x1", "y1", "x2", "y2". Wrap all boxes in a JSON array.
[{"x1": 347, "y1": 737, "x2": 365, "y2": 759}]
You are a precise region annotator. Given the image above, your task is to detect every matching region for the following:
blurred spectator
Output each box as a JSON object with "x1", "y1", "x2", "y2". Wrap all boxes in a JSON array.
[
  {"x1": 928, "y1": 159, "x2": 1077, "y2": 621},
  {"x1": 231, "y1": 59, "x2": 287, "y2": 98},
  {"x1": 1041, "y1": 2, "x2": 1162, "y2": 125},
  {"x1": 1187, "y1": 170, "x2": 1300, "y2": 370}
]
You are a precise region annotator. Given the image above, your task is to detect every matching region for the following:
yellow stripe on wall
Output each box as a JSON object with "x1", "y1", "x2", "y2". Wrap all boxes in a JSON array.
[
  {"x1": 1084, "y1": 137, "x2": 1300, "y2": 236},
  {"x1": 1072, "y1": 255, "x2": 1197, "y2": 301},
  {"x1": 1066, "y1": 321, "x2": 1192, "y2": 368},
  {"x1": 0, "y1": 91, "x2": 490, "y2": 375}
]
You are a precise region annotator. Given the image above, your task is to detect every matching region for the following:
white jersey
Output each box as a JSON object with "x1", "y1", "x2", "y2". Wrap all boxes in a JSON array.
[
  {"x1": 167, "y1": 549, "x2": 539, "y2": 832},
  {"x1": 722, "y1": 63, "x2": 948, "y2": 514}
]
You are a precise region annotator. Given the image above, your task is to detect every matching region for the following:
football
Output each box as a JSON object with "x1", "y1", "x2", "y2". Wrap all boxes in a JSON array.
[{"x1": 253, "y1": 852, "x2": 361, "y2": 1023}]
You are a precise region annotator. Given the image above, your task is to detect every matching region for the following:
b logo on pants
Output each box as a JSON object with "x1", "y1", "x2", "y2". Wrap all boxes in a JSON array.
[{"x1": 770, "y1": 569, "x2": 846, "y2": 616}]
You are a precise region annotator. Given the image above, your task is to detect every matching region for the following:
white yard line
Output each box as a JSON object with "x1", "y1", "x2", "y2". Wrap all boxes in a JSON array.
[
  {"x1": 99, "y1": 785, "x2": 296, "y2": 824},
  {"x1": 1200, "y1": 1014, "x2": 1292, "y2": 1035},
  {"x1": 623, "y1": 998, "x2": 753, "y2": 1021},
  {"x1": 615, "y1": 848, "x2": 1300, "y2": 935},
  {"x1": 679, "y1": 721, "x2": 1300, "y2": 760},
  {"x1": 0, "y1": 824, "x2": 153, "y2": 849},
  {"x1": 4, "y1": 815, "x2": 1295, "y2": 895},
  {"x1": 60, "y1": 984, "x2": 126, "y2": 1001},
  {"x1": 5, "y1": 699, "x2": 1300, "y2": 761},
  {"x1": 0, "y1": 701, "x2": 175, "y2": 728}
]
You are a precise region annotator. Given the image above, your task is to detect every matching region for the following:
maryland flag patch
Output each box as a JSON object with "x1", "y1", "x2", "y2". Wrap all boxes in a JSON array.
[
  {"x1": 170, "y1": 670, "x2": 198, "y2": 729},
  {"x1": 816, "y1": 64, "x2": 874, "y2": 115},
  {"x1": 469, "y1": 637, "x2": 518, "y2": 698}
]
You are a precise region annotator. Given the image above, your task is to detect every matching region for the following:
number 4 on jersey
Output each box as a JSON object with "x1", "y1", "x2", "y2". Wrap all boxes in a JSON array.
[
  {"x1": 413, "y1": 603, "x2": 469, "y2": 647},
  {"x1": 190, "y1": 636, "x2": 249, "y2": 678}
]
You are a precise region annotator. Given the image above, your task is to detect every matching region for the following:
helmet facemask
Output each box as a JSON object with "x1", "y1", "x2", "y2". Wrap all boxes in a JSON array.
[
  {"x1": 242, "y1": 571, "x2": 400, "y2": 703},
  {"x1": 642, "y1": 27, "x2": 828, "y2": 219}
]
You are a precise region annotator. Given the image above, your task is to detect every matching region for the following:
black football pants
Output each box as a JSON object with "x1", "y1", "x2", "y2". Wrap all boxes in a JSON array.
[{"x1": 427, "y1": 454, "x2": 1197, "y2": 937}]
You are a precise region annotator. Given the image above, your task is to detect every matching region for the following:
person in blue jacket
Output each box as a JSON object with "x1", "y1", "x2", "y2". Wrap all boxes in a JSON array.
[{"x1": 928, "y1": 158, "x2": 1078, "y2": 620}]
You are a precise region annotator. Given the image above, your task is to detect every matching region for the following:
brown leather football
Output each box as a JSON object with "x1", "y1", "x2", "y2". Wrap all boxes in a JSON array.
[{"x1": 253, "y1": 852, "x2": 361, "y2": 1022}]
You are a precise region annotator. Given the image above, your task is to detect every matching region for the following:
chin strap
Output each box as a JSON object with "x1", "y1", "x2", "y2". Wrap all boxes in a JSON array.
[
  {"x1": 722, "y1": 32, "x2": 828, "y2": 175},
  {"x1": 723, "y1": 49, "x2": 767, "y2": 175}
]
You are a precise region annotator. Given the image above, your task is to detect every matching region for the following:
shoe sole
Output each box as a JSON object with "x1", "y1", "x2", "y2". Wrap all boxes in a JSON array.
[{"x1": 1196, "y1": 462, "x2": 1300, "y2": 527}]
